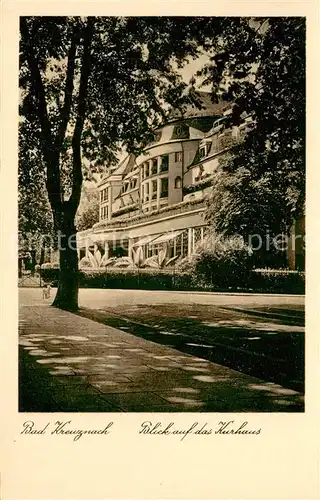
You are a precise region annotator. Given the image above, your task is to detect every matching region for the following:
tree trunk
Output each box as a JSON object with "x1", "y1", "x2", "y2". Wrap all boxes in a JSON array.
[
  {"x1": 52, "y1": 207, "x2": 79, "y2": 311},
  {"x1": 30, "y1": 249, "x2": 37, "y2": 275},
  {"x1": 39, "y1": 246, "x2": 46, "y2": 266}
]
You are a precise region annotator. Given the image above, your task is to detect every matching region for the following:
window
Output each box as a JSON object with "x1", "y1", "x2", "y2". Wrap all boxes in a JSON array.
[
  {"x1": 160, "y1": 155, "x2": 169, "y2": 172},
  {"x1": 152, "y1": 180, "x2": 157, "y2": 199},
  {"x1": 175, "y1": 232, "x2": 188, "y2": 258},
  {"x1": 148, "y1": 243, "x2": 162, "y2": 257},
  {"x1": 142, "y1": 182, "x2": 149, "y2": 203},
  {"x1": 100, "y1": 206, "x2": 108, "y2": 220},
  {"x1": 100, "y1": 188, "x2": 108, "y2": 202},
  {"x1": 160, "y1": 177, "x2": 168, "y2": 198},
  {"x1": 199, "y1": 147, "x2": 206, "y2": 158},
  {"x1": 151, "y1": 158, "x2": 158, "y2": 175},
  {"x1": 145, "y1": 163, "x2": 150, "y2": 177},
  {"x1": 175, "y1": 151, "x2": 183, "y2": 162},
  {"x1": 174, "y1": 176, "x2": 182, "y2": 189},
  {"x1": 144, "y1": 182, "x2": 149, "y2": 202}
]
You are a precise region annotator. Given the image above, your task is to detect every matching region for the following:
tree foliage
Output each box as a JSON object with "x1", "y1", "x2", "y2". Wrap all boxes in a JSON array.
[
  {"x1": 19, "y1": 16, "x2": 208, "y2": 309},
  {"x1": 19, "y1": 16, "x2": 305, "y2": 306},
  {"x1": 19, "y1": 119, "x2": 54, "y2": 257},
  {"x1": 75, "y1": 185, "x2": 99, "y2": 231},
  {"x1": 196, "y1": 17, "x2": 305, "y2": 239}
]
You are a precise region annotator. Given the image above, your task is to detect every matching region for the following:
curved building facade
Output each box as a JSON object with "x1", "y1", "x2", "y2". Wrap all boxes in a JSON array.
[{"x1": 76, "y1": 92, "x2": 304, "y2": 270}]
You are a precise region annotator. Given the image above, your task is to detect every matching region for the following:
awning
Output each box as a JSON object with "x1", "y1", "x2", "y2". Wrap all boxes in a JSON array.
[
  {"x1": 132, "y1": 234, "x2": 160, "y2": 247},
  {"x1": 150, "y1": 230, "x2": 184, "y2": 245},
  {"x1": 90, "y1": 233, "x2": 122, "y2": 243}
]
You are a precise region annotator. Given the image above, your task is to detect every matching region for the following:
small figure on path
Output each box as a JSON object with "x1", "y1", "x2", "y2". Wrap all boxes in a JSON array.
[{"x1": 42, "y1": 284, "x2": 51, "y2": 299}]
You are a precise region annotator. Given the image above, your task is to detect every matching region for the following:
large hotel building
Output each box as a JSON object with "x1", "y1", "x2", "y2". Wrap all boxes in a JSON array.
[{"x1": 76, "y1": 92, "x2": 304, "y2": 270}]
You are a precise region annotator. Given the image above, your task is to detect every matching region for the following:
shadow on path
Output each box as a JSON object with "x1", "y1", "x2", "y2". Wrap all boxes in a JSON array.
[{"x1": 77, "y1": 303, "x2": 304, "y2": 393}]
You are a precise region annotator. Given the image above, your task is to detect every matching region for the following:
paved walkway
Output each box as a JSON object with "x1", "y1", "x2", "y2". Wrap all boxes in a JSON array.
[{"x1": 19, "y1": 305, "x2": 304, "y2": 412}]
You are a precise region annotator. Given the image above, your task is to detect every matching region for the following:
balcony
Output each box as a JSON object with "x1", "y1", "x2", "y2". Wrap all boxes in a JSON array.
[
  {"x1": 183, "y1": 174, "x2": 214, "y2": 195},
  {"x1": 111, "y1": 202, "x2": 138, "y2": 218},
  {"x1": 93, "y1": 198, "x2": 206, "y2": 231}
]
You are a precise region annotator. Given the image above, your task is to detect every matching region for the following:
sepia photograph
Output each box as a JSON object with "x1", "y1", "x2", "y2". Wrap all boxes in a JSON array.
[{"x1": 18, "y1": 16, "x2": 305, "y2": 413}]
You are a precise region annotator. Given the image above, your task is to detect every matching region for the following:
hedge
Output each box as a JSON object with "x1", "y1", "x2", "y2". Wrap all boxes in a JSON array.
[{"x1": 40, "y1": 267, "x2": 305, "y2": 294}]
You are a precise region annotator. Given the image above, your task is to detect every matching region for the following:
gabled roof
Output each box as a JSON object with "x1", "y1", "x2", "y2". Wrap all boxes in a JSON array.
[
  {"x1": 108, "y1": 153, "x2": 136, "y2": 177},
  {"x1": 97, "y1": 153, "x2": 136, "y2": 187}
]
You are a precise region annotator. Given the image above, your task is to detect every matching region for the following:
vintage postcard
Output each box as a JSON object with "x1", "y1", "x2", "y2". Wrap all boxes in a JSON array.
[{"x1": 1, "y1": 1, "x2": 319, "y2": 499}]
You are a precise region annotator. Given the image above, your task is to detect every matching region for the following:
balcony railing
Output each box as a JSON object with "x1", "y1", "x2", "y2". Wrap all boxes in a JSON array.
[
  {"x1": 93, "y1": 198, "x2": 206, "y2": 230},
  {"x1": 111, "y1": 202, "x2": 138, "y2": 218},
  {"x1": 183, "y1": 175, "x2": 214, "y2": 195}
]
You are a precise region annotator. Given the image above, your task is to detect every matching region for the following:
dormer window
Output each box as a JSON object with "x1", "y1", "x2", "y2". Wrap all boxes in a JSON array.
[
  {"x1": 199, "y1": 146, "x2": 206, "y2": 158},
  {"x1": 100, "y1": 188, "x2": 108, "y2": 202}
]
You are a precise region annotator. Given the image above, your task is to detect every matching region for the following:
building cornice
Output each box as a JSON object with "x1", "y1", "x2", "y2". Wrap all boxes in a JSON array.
[{"x1": 90, "y1": 202, "x2": 206, "y2": 236}]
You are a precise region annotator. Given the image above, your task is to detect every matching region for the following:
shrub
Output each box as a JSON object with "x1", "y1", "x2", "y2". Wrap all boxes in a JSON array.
[
  {"x1": 250, "y1": 269, "x2": 305, "y2": 294},
  {"x1": 175, "y1": 256, "x2": 194, "y2": 273},
  {"x1": 39, "y1": 266, "x2": 305, "y2": 294},
  {"x1": 191, "y1": 233, "x2": 253, "y2": 287}
]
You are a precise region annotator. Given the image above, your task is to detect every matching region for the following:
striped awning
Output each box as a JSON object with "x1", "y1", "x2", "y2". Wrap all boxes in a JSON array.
[
  {"x1": 132, "y1": 234, "x2": 160, "y2": 247},
  {"x1": 150, "y1": 230, "x2": 184, "y2": 245}
]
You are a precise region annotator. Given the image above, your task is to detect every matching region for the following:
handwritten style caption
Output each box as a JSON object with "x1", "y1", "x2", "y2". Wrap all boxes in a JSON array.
[
  {"x1": 20, "y1": 420, "x2": 261, "y2": 442},
  {"x1": 139, "y1": 421, "x2": 261, "y2": 440}
]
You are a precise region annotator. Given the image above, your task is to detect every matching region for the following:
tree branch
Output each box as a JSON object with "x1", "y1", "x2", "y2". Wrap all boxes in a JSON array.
[
  {"x1": 20, "y1": 17, "x2": 61, "y2": 210},
  {"x1": 57, "y1": 24, "x2": 79, "y2": 151},
  {"x1": 69, "y1": 17, "x2": 94, "y2": 210}
]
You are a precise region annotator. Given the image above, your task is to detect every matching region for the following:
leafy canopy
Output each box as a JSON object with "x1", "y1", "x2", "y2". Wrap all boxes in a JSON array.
[
  {"x1": 194, "y1": 17, "x2": 305, "y2": 238},
  {"x1": 19, "y1": 16, "x2": 206, "y2": 193},
  {"x1": 19, "y1": 17, "x2": 305, "y2": 249}
]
